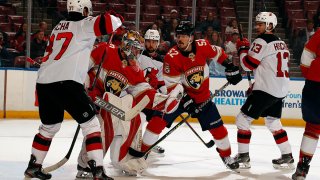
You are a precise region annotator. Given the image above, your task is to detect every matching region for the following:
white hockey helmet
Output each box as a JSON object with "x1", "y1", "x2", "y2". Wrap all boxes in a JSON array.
[
  {"x1": 82, "y1": 0, "x2": 93, "y2": 16},
  {"x1": 144, "y1": 29, "x2": 160, "y2": 49},
  {"x1": 67, "y1": 0, "x2": 92, "y2": 16},
  {"x1": 256, "y1": 12, "x2": 277, "y2": 32}
]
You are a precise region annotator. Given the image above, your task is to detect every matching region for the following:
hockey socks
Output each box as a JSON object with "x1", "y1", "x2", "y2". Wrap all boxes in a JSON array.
[
  {"x1": 85, "y1": 132, "x2": 104, "y2": 166},
  {"x1": 299, "y1": 122, "x2": 320, "y2": 163},
  {"x1": 31, "y1": 133, "x2": 52, "y2": 164},
  {"x1": 209, "y1": 125, "x2": 231, "y2": 157},
  {"x1": 142, "y1": 116, "x2": 167, "y2": 152},
  {"x1": 237, "y1": 129, "x2": 252, "y2": 153}
]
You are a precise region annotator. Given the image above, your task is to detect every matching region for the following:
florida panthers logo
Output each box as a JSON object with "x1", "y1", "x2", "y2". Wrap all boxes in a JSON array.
[
  {"x1": 104, "y1": 71, "x2": 128, "y2": 96},
  {"x1": 185, "y1": 66, "x2": 204, "y2": 89}
]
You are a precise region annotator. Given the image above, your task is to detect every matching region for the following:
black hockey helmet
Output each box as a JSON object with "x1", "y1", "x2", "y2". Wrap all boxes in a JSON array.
[{"x1": 175, "y1": 22, "x2": 194, "y2": 36}]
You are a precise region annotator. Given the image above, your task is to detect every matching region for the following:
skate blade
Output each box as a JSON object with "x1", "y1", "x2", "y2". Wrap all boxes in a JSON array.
[
  {"x1": 292, "y1": 176, "x2": 306, "y2": 180},
  {"x1": 239, "y1": 162, "x2": 251, "y2": 169},
  {"x1": 273, "y1": 163, "x2": 295, "y2": 170},
  {"x1": 122, "y1": 170, "x2": 138, "y2": 177},
  {"x1": 24, "y1": 176, "x2": 32, "y2": 180},
  {"x1": 229, "y1": 168, "x2": 240, "y2": 173}
]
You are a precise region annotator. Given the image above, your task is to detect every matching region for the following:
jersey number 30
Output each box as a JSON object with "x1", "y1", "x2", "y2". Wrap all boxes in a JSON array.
[{"x1": 42, "y1": 32, "x2": 74, "y2": 62}]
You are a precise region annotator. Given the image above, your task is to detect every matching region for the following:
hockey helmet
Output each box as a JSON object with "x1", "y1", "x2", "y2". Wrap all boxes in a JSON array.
[
  {"x1": 121, "y1": 30, "x2": 144, "y2": 60},
  {"x1": 255, "y1": 12, "x2": 277, "y2": 31},
  {"x1": 82, "y1": 0, "x2": 93, "y2": 16},
  {"x1": 67, "y1": 0, "x2": 92, "y2": 16},
  {"x1": 175, "y1": 22, "x2": 194, "y2": 36},
  {"x1": 144, "y1": 29, "x2": 160, "y2": 49}
]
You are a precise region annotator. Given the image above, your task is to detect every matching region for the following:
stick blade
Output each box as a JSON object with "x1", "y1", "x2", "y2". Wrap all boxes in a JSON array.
[
  {"x1": 128, "y1": 147, "x2": 146, "y2": 158},
  {"x1": 205, "y1": 140, "x2": 215, "y2": 148},
  {"x1": 43, "y1": 158, "x2": 68, "y2": 173}
]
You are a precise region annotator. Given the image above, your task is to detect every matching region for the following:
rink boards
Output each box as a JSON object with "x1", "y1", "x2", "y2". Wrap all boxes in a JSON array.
[{"x1": 0, "y1": 69, "x2": 305, "y2": 126}]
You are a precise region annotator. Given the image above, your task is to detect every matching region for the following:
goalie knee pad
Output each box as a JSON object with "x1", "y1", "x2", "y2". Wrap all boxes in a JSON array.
[
  {"x1": 80, "y1": 116, "x2": 101, "y2": 136},
  {"x1": 39, "y1": 123, "x2": 62, "y2": 138},
  {"x1": 265, "y1": 116, "x2": 282, "y2": 132},
  {"x1": 236, "y1": 112, "x2": 254, "y2": 131}
]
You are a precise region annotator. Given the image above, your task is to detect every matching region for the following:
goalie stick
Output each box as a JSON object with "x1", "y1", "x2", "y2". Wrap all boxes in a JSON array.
[
  {"x1": 129, "y1": 82, "x2": 230, "y2": 158},
  {"x1": 94, "y1": 95, "x2": 150, "y2": 121},
  {"x1": 43, "y1": 125, "x2": 80, "y2": 173}
]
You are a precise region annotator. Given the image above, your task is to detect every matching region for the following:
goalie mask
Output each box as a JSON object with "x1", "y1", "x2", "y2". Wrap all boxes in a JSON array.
[{"x1": 121, "y1": 31, "x2": 144, "y2": 64}]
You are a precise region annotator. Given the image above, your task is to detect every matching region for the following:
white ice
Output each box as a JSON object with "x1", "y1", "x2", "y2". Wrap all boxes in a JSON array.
[{"x1": 0, "y1": 119, "x2": 319, "y2": 180}]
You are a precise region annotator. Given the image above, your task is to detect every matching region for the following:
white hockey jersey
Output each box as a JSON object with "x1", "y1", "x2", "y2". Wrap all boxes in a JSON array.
[
  {"x1": 37, "y1": 15, "x2": 122, "y2": 84},
  {"x1": 137, "y1": 54, "x2": 167, "y2": 94},
  {"x1": 240, "y1": 34, "x2": 290, "y2": 98}
]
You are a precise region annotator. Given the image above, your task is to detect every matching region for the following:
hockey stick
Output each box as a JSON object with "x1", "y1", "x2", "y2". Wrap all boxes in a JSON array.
[
  {"x1": 234, "y1": 4, "x2": 253, "y2": 88},
  {"x1": 184, "y1": 118, "x2": 215, "y2": 148},
  {"x1": 43, "y1": 125, "x2": 80, "y2": 173},
  {"x1": 129, "y1": 82, "x2": 229, "y2": 158},
  {"x1": 94, "y1": 95, "x2": 150, "y2": 121},
  {"x1": 26, "y1": 57, "x2": 41, "y2": 66}
]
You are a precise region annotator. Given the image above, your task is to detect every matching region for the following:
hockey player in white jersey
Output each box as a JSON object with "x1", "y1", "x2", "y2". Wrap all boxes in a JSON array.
[
  {"x1": 24, "y1": 0, "x2": 122, "y2": 179},
  {"x1": 138, "y1": 29, "x2": 166, "y2": 155},
  {"x1": 235, "y1": 12, "x2": 294, "y2": 169}
]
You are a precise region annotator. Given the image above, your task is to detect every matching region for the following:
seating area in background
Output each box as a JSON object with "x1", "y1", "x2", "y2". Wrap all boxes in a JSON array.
[{"x1": 284, "y1": 0, "x2": 319, "y2": 33}]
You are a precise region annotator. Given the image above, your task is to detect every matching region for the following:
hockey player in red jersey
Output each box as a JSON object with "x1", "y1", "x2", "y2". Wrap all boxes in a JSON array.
[
  {"x1": 76, "y1": 30, "x2": 183, "y2": 177},
  {"x1": 141, "y1": 22, "x2": 242, "y2": 170},
  {"x1": 292, "y1": 29, "x2": 320, "y2": 180},
  {"x1": 236, "y1": 12, "x2": 294, "y2": 169},
  {"x1": 24, "y1": 0, "x2": 123, "y2": 179}
]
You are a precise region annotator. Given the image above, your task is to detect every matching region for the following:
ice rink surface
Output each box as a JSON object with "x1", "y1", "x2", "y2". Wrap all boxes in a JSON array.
[{"x1": 0, "y1": 119, "x2": 319, "y2": 180}]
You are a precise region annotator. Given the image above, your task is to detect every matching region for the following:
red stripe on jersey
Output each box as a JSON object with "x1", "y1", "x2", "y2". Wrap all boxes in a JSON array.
[
  {"x1": 86, "y1": 143, "x2": 103, "y2": 151},
  {"x1": 94, "y1": 16, "x2": 102, "y2": 36},
  {"x1": 104, "y1": 14, "x2": 113, "y2": 34},
  {"x1": 247, "y1": 55, "x2": 261, "y2": 66},
  {"x1": 32, "y1": 142, "x2": 50, "y2": 151},
  {"x1": 242, "y1": 56, "x2": 254, "y2": 70}
]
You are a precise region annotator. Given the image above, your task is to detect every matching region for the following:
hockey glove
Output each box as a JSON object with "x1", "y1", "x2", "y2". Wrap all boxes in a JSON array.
[
  {"x1": 145, "y1": 68, "x2": 159, "y2": 89},
  {"x1": 225, "y1": 64, "x2": 242, "y2": 85},
  {"x1": 236, "y1": 38, "x2": 250, "y2": 56},
  {"x1": 182, "y1": 93, "x2": 201, "y2": 118}
]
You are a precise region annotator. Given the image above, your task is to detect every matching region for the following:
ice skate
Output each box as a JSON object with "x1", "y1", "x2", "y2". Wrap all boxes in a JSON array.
[
  {"x1": 272, "y1": 153, "x2": 295, "y2": 170},
  {"x1": 24, "y1": 154, "x2": 52, "y2": 180},
  {"x1": 221, "y1": 156, "x2": 240, "y2": 173},
  {"x1": 76, "y1": 164, "x2": 93, "y2": 179},
  {"x1": 88, "y1": 160, "x2": 113, "y2": 180},
  {"x1": 292, "y1": 157, "x2": 311, "y2": 180},
  {"x1": 234, "y1": 152, "x2": 251, "y2": 169}
]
